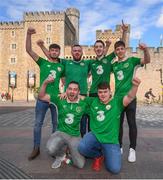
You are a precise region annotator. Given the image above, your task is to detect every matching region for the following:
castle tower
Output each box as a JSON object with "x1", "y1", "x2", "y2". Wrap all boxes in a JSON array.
[
  {"x1": 0, "y1": 8, "x2": 78, "y2": 101},
  {"x1": 66, "y1": 8, "x2": 80, "y2": 43},
  {"x1": 96, "y1": 24, "x2": 130, "y2": 52}
]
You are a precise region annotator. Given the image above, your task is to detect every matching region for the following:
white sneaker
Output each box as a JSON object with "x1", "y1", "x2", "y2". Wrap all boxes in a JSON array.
[
  {"x1": 120, "y1": 148, "x2": 123, "y2": 155},
  {"x1": 128, "y1": 148, "x2": 136, "y2": 162},
  {"x1": 51, "y1": 154, "x2": 66, "y2": 169}
]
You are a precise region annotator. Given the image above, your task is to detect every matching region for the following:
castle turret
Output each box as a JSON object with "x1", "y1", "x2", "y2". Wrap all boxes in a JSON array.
[{"x1": 66, "y1": 8, "x2": 80, "y2": 43}]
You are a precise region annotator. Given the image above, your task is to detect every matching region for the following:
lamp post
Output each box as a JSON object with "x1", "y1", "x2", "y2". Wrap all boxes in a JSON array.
[
  {"x1": 8, "y1": 71, "x2": 17, "y2": 103},
  {"x1": 156, "y1": 68, "x2": 163, "y2": 104},
  {"x1": 27, "y1": 70, "x2": 29, "y2": 102},
  {"x1": 27, "y1": 70, "x2": 36, "y2": 102}
]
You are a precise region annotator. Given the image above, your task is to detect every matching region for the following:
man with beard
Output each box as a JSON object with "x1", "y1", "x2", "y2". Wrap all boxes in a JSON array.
[
  {"x1": 38, "y1": 77, "x2": 86, "y2": 169},
  {"x1": 37, "y1": 21, "x2": 127, "y2": 137},
  {"x1": 26, "y1": 27, "x2": 64, "y2": 160}
]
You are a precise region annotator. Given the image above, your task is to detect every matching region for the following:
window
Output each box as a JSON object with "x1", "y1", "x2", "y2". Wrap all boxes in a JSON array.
[
  {"x1": 11, "y1": 44, "x2": 16, "y2": 49},
  {"x1": 11, "y1": 31, "x2": 15, "y2": 37},
  {"x1": 46, "y1": 38, "x2": 51, "y2": 45},
  {"x1": 47, "y1": 25, "x2": 52, "y2": 32},
  {"x1": 10, "y1": 58, "x2": 16, "y2": 64}
]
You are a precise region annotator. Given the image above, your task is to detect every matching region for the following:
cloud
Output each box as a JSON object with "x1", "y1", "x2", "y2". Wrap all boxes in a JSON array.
[
  {"x1": 156, "y1": 7, "x2": 163, "y2": 27},
  {"x1": 0, "y1": 0, "x2": 163, "y2": 47},
  {"x1": 156, "y1": 13, "x2": 163, "y2": 27},
  {"x1": 0, "y1": 0, "x2": 70, "y2": 20}
]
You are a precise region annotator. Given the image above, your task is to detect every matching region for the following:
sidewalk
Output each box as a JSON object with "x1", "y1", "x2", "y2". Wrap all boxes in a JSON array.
[
  {"x1": 0, "y1": 105, "x2": 163, "y2": 179},
  {"x1": 0, "y1": 100, "x2": 35, "y2": 107}
]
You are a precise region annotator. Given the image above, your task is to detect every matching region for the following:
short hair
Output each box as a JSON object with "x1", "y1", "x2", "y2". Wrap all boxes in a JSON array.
[
  {"x1": 49, "y1": 44, "x2": 61, "y2": 50},
  {"x1": 114, "y1": 40, "x2": 125, "y2": 49},
  {"x1": 98, "y1": 82, "x2": 110, "y2": 90},
  {"x1": 71, "y1": 44, "x2": 82, "y2": 49},
  {"x1": 68, "y1": 81, "x2": 80, "y2": 90},
  {"x1": 94, "y1": 40, "x2": 105, "y2": 47}
]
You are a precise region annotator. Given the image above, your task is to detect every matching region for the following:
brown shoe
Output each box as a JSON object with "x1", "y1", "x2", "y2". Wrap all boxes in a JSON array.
[{"x1": 28, "y1": 147, "x2": 40, "y2": 161}]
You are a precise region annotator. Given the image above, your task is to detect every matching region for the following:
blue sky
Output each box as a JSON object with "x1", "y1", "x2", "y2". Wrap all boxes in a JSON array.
[{"x1": 0, "y1": 0, "x2": 163, "y2": 48}]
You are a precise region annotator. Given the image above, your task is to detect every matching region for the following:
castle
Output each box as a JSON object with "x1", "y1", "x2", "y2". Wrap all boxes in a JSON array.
[{"x1": 0, "y1": 7, "x2": 162, "y2": 102}]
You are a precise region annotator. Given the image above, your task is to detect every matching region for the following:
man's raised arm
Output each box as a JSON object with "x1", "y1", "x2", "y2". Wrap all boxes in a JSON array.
[
  {"x1": 26, "y1": 27, "x2": 39, "y2": 61},
  {"x1": 37, "y1": 39, "x2": 51, "y2": 60},
  {"x1": 38, "y1": 75, "x2": 54, "y2": 102},
  {"x1": 104, "y1": 39, "x2": 112, "y2": 55},
  {"x1": 139, "y1": 43, "x2": 150, "y2": 65},
  {"x1": 123, "y1": 77, "x2": 141, "y2": 107},
  {"x1": 121, "y1": 20, "x2": 129, "y2": 45}
]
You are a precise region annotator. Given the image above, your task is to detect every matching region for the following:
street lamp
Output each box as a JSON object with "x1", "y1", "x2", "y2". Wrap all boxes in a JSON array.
[
  {"x1": 8, "y1": 71, "x2": 17, "y2": 102},
  {"x1": 156, "y1": 68, "x2": 163, "y2": 104},
  {"x1": 27, "y1": 70, "x2": 36, "y2": 102}
]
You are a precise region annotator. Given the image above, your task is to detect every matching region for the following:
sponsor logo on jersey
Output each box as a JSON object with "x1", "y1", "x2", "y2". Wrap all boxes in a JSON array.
[
  {"x1": 50, "y1": 70, "x2": 56, "y2": 78},
  {"x1": 96, "y1": 65, "x2": 104, "y2": 75},
  {"x1": 65, "y1": 113, "x2": 74, "y2": 124},
  {"x1": 96, "y1": 110, "x2": 105, "y2": 121}
]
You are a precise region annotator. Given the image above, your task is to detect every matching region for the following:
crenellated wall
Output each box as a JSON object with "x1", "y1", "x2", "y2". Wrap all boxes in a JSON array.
[
  {"x1": 0, "y1": 21, "x2": 24, "y2": 29},
  {"x1": 24, "y1": 11, "x2": 65, "y2": 21},
  {"x1": 0, "y1": 8, "x2": 78, "y2": 101},
  {"x1": 96, "y1": 24, "x2": 130, "y2": 48},
  {"x1": 0, "y1": 8, "x2": 162, "y2": 102}
]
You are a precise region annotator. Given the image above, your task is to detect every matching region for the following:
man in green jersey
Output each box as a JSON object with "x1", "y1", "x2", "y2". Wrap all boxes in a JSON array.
[
  {"x1": 38, "y1": 76, "x2": 86, "y2": 169},
  {"x1": 36, "y1": 21, "x2": 127, "y2": 136},
  {"x1": 37, "y1": 41, "x2": 110, "y2": 137},
  {"x1": 26, "y1": 27, "x2": 64, "y2": 160},
  {"x1": 85, "y1": 21, "x2": 128, "y2": 134},
  {"x1": 89, "y1": 20, "x2": 128, "y2": 97},
  {"x1": 89, "y1": 40, "x2": 114, "y2": 97},
  {"x1": 78, "y1": 77, "x2": 141, "y2": 174},
  {"x1": 111, "y1": 39, "x2": 150, "y2": 162}
]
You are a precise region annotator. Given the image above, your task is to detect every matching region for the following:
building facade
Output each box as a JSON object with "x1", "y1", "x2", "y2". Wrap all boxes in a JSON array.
[{"x1": 0, "y1": 8, "x2": 163, "y2": 102}]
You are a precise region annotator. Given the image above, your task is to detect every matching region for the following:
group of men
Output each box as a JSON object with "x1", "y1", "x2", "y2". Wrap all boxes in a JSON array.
[{"x1": 26, "y1": 21, "x2": 150, "y2": 174}]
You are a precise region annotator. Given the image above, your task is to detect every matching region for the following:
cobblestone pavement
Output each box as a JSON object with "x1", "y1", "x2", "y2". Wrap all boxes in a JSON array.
[
  {"x1": 0, "y1": 104, "x2": 162, "y2": 128},
  {"x1": 0, "y1": 103, "x2": 163, "y2": 179},
  {"x1": 136, "y1": 104, "x2": 163, "y2": 128}
]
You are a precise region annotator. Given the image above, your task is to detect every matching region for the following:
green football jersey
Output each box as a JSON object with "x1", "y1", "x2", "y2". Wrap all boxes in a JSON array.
[
  {"x1": 111, "y1": 57, "x2": 141, "y2": 97},
  {"x1": 50, "y1": 95, "x2": 88, "y2": 137},
  {"x1": 89, "y1": 52, "x2": 115, "y2": 94},
  {"x1": 87, "y1": 97, "x2": 124, "y2": 144},
  {"x1": 37, "y1": 57, "x2": 64, "y2": 95},
  {"x1": 61, "y1": 59, "x2": 91, "y2": 95}
]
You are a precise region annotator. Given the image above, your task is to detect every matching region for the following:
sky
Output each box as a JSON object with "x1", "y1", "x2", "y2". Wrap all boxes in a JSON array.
[{"x1": 0, "y1": 0, "x2": 163, "y2": 49}]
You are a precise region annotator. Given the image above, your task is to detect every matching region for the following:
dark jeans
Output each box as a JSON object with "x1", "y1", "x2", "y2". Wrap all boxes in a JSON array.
[
  {"x1": 80, "y1": 93, "x2": 98, "y2": 137},
  {"x1": 34, "y1": 99, "x2": 57, "y2": 147},
  {"x1": 119, "y1": 98, "x2": 137, "y2": 149}
]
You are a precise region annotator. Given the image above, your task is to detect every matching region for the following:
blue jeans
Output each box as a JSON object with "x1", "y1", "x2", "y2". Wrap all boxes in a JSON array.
[
  {"x1": 78, "y1": 132, "x2": 121, "y2": 174},
  {"x1": 80, "y1": 114, "x2": 90, "y2": 137},
  {"x1": 34, "y1": 99, "x2": 57, "y2": 147}
]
